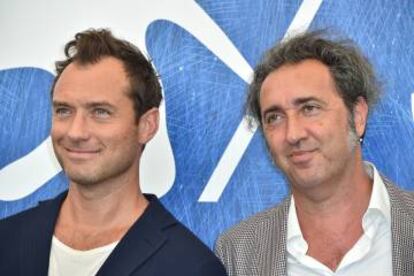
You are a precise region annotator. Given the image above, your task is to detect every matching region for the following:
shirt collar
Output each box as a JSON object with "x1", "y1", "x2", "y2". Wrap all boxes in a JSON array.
[
  {"x1": 287, "y1": 196, "x2": 301, "y2": 241},
  {"x1": 287, "y1": 195, "x2": 308, "y2": 255},
  {"x1": 287, "y1": 161, "x2": 391, "y2": 243},
  {"x1": 364, "y1": 161, "x2": 391, "y2": 224}
]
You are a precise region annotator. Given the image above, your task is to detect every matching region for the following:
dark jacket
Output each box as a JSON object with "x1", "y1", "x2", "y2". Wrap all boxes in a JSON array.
[{"x1": 0, "y1": 192, "x2": 226, "y2": 275}]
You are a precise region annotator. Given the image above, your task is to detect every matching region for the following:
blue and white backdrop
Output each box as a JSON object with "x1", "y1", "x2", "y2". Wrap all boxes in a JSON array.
[{"x1": 0, "y1": 0, "x2": 413, "y2": 248}]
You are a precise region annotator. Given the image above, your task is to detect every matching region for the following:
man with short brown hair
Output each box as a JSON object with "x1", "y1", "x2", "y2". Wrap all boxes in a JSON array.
[{"x1": 0, "y1": 29, "x2": 226, "y2": 276}]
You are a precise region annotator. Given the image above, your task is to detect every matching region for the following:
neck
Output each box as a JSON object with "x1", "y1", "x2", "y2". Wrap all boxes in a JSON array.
[
  {"x1": 62, "y1": 183, "x2": 147, "y2": 228},
  {"x1": 291, "y1": 154, "x2": 373, "y2": 271},
  {"x1": 293, "y1": 152, "x2": 372, "y2": 217},
  {"x1": 54, "y1": 168, "x2": 148, "y2": 250}
]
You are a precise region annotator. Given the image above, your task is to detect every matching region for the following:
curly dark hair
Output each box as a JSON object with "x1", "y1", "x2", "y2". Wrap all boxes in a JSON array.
[
  {"x1": 246, "y1": 30, "x2": 381, "y2": 128},
  {"x1": 51, "y1": 28, "x2": 162, "y2": 121}
]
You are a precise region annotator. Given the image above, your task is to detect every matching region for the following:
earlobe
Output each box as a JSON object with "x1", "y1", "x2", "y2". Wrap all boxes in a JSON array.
[
  {"x1": 137, "y1": 108, "x2": 160, "y2": 144},
  {"x1": 353, "y1": 97, "x2": 369, "y2": 138}
]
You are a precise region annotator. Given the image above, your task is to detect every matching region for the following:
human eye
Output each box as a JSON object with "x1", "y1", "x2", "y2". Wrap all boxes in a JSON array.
[
  {"x1": 264, "y1": 112, "x2": 284, "y2": 126},
  {"x1": 54, "y1": 106, "x2": 72, "y2": 118},
  {"x1": 92, "y1": 108, "x2": 111, "y2": 119},
  {"x1": 302, "y1": 103, "x2": 321, "y2": 116}
]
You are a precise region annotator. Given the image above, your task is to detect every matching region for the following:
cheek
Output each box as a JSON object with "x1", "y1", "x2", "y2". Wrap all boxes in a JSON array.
[
  {"x1": 314, "y1": 118, "x2": 351, "y2": 152},
  {"x1": 310, "y1": 114, "x2": 344, "y2": 140},
  {"x1": 105, "y1": 126, "x2": 139, "y2": 147},
  {"x1": 51, "y1": 122, "x2": 64, "y2": 141},
  {"x1": 264, "y1": 131, "x2": 285, "y2": 155}
]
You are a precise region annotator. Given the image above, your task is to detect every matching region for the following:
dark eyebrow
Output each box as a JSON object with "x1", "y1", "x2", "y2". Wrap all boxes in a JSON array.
[
  {"x1": 293, "y1": 97, "x2": 327, "y2": 107},
  {"x1": 52, "y1": 100, "x2": 115, "y2": 109},
  {"x1": 84, "y1": 101, "x2": 115, "y2": 109},
  {"x1": 52, "y1": 100, "x2": 70, "y2": 108},
  {"x1": 262, "y1": 97, "x2": 328, "y2": 118},
  {"x1": 262, "y1": 105, "x2": 283, "y2": 119}
]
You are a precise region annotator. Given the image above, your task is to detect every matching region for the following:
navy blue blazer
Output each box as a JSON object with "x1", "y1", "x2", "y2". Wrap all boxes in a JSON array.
[{"x1": 0, "y1": 192, "x2": 226, "y2": 275}]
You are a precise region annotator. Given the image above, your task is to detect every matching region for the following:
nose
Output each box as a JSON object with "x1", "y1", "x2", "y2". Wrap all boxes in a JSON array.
[
  {"x1": 285, "y1": 114, "x2": 307, "y2": 145},
  {"x1": 67, "y1": 112, "x2": 90, "y2": 141}
]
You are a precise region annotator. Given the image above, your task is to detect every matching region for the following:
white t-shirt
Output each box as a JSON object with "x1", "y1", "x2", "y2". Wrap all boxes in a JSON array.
[{"x1": 48, "y1": 236, "x2": 119, "y2": 276}]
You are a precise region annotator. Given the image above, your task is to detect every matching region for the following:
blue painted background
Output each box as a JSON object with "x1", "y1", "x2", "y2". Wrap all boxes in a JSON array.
[{"x1": 0, "y1": 0, "x2": 413, "y2": 248}]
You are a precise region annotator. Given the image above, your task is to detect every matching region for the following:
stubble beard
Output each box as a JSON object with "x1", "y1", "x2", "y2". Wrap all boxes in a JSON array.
[
  {"x1": 268, "y1": 118, "x2": 361, "y2": 190},
  {"x1": 54, "y1": 147, "x2": 138, "y2": 187}
]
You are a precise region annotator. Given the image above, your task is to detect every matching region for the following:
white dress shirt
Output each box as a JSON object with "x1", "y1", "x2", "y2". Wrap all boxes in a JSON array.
[{"x1": 287, "y1": 162, "x2": 393, "y2": 276}]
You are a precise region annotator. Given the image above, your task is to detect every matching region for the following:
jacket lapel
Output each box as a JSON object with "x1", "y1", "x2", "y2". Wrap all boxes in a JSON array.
[
  {"x1": 255, "y1": 197, "x2": 289, "y2": 276},
  {"x1": 20, "y1": 192, "x2": 66, "y2": 275},
  {"x1": 274, "y1": 197, "x2": 289, "y2": 276},
  {"x1": 384, "y1": 177, "x2": 414, "y2": 276},
  {"x1": 98, "y1": 195, "x2": 176, "y2": 275}
]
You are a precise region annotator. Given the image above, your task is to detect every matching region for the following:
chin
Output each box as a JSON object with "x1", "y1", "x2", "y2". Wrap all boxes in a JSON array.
[
  {"x1": 65, "y1": 169, "x2": 102, "y2": 186},
  {"x1": 288, "y1": 170, "x2": 325, "y2": 188}
]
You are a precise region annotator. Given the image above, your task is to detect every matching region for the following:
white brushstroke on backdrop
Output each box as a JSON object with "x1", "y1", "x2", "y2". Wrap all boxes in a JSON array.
[{"x1": 199, "y1": 0, "x2": 324, "y2": 202}]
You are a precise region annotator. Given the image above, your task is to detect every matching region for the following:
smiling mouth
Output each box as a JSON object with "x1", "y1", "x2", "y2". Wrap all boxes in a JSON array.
[
  {"x1": 289, "y1": 149, "x2": 317, "y2": 164},
  {"x1": 64, "y1": 147, "x2": 100, "y2": 160}
]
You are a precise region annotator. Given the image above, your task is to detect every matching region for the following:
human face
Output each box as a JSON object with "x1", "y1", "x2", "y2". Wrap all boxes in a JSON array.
[
  {"x1": 259, "y1": 59, "x2": 366, "y2": 192},
  {"x1": 52, "y1": 57, "x2": 143, "y2": 186}
]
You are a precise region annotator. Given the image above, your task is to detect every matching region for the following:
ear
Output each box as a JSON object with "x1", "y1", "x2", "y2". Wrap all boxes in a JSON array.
[
  {"x1": 353, "y1": 97, "x2": 369, "y2": 138},
  {"x1": 137, "y1": 108, "x2": 160, "y2": 144}
]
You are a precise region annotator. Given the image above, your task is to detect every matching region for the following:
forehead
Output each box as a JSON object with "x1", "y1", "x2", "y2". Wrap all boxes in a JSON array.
[
  {"x1": 260, "y1": 59, "x2": 342, "y2": 109},
  {"x1": 53, "y1": 57, "x2": 130, "y2": 103}
]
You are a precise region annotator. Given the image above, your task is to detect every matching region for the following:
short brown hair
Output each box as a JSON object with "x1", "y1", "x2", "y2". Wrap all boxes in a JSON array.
[{"x1": 51, "y1": 28, "x2": 162, "y2": 121}]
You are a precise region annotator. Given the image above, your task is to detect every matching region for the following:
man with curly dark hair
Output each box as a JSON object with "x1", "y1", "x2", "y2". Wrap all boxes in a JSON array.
[{"x1": 215, "y1": 31, "x2": 413, "y2": 276}]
